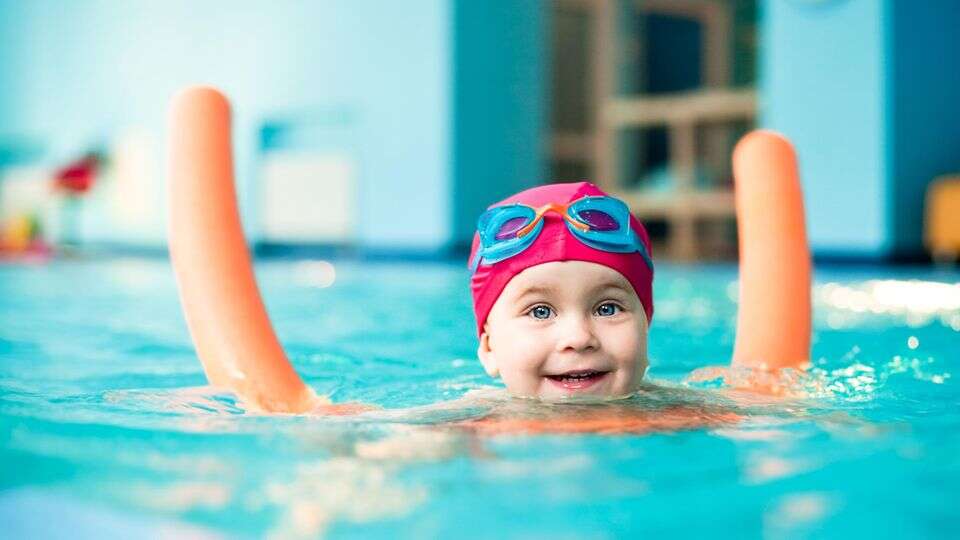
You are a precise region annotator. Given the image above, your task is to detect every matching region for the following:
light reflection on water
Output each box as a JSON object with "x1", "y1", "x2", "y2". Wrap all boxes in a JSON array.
[{"x1": 0, "y1": 259, "x2": 958, "y2": 538}]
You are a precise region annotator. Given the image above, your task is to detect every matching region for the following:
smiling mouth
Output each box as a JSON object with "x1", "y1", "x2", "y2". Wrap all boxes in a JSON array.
[{"x1": 545, "y1": 370, "x2": 610, "y2": 390}]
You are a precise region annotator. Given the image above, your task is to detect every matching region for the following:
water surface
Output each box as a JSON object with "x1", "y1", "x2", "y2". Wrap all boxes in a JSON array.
[{"x1": 1, "y1": 258, "x2": 958, "y2": 538}]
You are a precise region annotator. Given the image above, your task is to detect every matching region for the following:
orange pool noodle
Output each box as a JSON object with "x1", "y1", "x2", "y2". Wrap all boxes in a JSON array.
[
  {"x1": 731, "y1": 130, "x2": 811, "y2": 370},
  {"x1": 168, "y1": 86, "x2": 317, "y2": 413}
]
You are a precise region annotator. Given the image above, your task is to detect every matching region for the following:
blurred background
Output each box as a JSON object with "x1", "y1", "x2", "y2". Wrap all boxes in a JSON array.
[{"x1": 1, "y1": 0, "x2": 958, "y2": 264}]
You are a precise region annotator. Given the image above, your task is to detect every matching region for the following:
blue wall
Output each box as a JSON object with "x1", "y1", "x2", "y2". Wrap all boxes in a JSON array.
[
  {"x1": 452, "y1": 1, "x2": 547, "y2": 247},
  {"x1": 889, "y1": 1, "x2": 960, "y2": 256},
  {"x1": 0, "y1": 2, "x2": 40, "y2": 165},
  {"x1": 762, "y1": 0, "x2": 960, "y2": 259},
  {"x1": 762, "y1": 0, "x2": 888, "y2": 256},
  {"x1": 0, "y1": 0, "x2": 452, "y2": 249}
]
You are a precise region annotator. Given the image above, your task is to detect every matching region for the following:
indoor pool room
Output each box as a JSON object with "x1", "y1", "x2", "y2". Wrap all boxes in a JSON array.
[{"x1": 1, "y1": 2, "x2": 959, "y2": 539}]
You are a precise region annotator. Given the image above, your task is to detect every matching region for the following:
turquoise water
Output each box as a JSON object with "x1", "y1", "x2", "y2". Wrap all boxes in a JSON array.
[{"x1": 1, "y1": 258, "x2": 958, "y2": 538}]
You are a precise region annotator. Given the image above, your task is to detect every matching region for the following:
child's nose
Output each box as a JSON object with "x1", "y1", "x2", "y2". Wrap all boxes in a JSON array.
[{"x1": 554, "y1": 314, "x2": 599, "y2": 353}]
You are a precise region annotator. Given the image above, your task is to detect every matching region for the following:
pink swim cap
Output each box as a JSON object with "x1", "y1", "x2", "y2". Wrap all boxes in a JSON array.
[{"x1": 469, "y1": 181, "x2": 654, "y2": 336}]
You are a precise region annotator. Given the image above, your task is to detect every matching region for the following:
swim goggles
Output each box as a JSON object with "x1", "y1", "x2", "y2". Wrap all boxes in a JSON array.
[{"x1": 469, "y1": 195, "x2": 654, "y2": 272}]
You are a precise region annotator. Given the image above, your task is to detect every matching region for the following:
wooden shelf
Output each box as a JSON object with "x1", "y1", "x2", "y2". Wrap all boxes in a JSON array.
[
  {"x1": 551, "y1": 131, "x2": 593, "y2": 162},
  {"x1": 613, "y1": 188, "x2": 736, "y2": 220},
  {"x1": 604, "y1": 89, "x2": 757, "y2": 128},
  {"x1": 550, "y1": 0, "x2": 752, "y2": 260}
]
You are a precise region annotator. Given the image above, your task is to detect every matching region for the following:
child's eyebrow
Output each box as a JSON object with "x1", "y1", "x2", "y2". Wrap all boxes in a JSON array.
[
  {"x1": 591, "y1": 281, "x2": 632, "y2": 295},
  {"x1": 514, "y1": 285, "x2": 560, "y2": 300}
]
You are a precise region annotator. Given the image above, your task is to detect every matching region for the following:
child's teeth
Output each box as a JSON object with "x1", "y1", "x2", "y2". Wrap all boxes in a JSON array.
[
  {"x1": 562, "y1": 371, "x2": 596, "y2": 380},
  {"x1": 547, "y1": 370, "x2": 606, "y2": 383}
]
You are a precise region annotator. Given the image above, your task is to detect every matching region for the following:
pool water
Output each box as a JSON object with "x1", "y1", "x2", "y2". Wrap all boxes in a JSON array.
[{"x1": 1, "y1": 258, "x2": 958, "y2": 538}]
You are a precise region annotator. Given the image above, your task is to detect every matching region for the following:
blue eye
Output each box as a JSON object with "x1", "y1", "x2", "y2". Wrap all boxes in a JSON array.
[
  {"x1": 529, "y1": 305, "x2": 553, "y2": 320},
  {"x1": 596, "y1": 303, "x2": 620, "y2": 317}
]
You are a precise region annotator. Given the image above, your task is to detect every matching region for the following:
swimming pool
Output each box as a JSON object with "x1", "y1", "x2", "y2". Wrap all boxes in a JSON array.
[{"x1": 1, "y1": 257, "x2": 958, "y2": 538}]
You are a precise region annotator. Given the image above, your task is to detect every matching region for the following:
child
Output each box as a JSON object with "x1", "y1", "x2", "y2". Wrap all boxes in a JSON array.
[
  {"x1": 468, "y1": 181, "x2": 654, "y2": 400},
  {"x1": 169, "y1": 86, "x2": 811, "y2": 418}
]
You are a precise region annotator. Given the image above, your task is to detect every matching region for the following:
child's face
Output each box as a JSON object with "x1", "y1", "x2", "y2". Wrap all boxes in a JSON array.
[{"x1": 478, "y1": 261, "x2": 649, "y2": 399}]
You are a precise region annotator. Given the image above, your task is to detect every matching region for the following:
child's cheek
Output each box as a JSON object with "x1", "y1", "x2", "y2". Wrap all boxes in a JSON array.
[
  {"x1": 615, "y1": 324, "x2": 647, "y2": 370},
  {"x1": 633, "y1": 332, "x2": 650, "y2": 376},
  {"x1": 510, "y1": 334, "x2": 545, "y2": 368},
  {"x1": 502, "y1": 329, "x2": 548, "y2": 376},
  {"x1": 497, "y1": 346, "x2": 544, "y2": 396}
]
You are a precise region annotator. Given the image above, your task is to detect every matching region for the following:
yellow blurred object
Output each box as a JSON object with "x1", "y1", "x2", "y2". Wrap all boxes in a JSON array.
[
  {"x1": 925, "y1": 175, "x2": 960, "y2": 262},
  {"x1": 0, "y1": 214, "x2": 33, "y2": 252}
]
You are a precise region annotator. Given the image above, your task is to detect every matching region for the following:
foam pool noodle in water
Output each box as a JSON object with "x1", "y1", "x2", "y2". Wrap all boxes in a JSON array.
[
  {"x1": 731, "y1": 131, "x2": 812, "y2": 371},
  {"x1": 168, "y1": 86, "x2": 322, "y2": 413}
]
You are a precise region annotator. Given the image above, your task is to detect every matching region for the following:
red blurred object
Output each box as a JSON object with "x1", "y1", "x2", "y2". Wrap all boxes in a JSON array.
[{"x1": 53, "y1": 154, "x2": 100, "y2": 194}]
